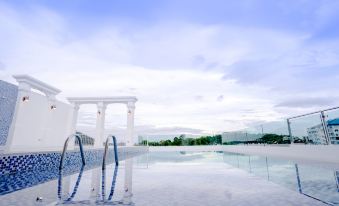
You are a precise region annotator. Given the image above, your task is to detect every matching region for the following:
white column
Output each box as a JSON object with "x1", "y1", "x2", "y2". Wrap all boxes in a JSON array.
[
  {"x1": 122, "y1": 158, "x2": 133, "y2": 204},
  {"x1": 126, "y1": 102, "x2": 135, "y2": 146},
  {"x1": 67, "y1": 103, "x2": 80, "y2": 150},
  {"x1": 95, "y1": 102, "x2": 107, "y2": 148},
  {"x1": 5, "y1": 82, "x2": 31, "y2": 152},
  {"x1": 70, "y1": 104, "x2": 80, "y2": 135}
]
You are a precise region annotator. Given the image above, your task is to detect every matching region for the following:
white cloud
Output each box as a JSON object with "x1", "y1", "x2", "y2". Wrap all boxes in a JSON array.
[{"x1": 1, "y1": 2, "x2": 339, "y2": 136}]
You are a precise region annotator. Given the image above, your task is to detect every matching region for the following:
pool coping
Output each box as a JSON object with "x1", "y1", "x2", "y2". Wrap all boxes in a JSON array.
[{"x1": 0, "y1": 146, "x2": 148, "y2": 157}]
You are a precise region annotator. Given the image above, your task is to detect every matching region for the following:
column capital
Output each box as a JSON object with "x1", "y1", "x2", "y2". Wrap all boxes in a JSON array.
[
  {"x1": 97, "y1": 102, "x2": 107, "y2": 111},
  {"x1": 13, "y1": 74, "x2": 61, "y2": 96},
  {"x1": 73, "y1": 103, "x2": 80, "y2": 111},
  {"x1": 18, "y1": 82, "x2": 31, "y2": 92},
  {"x1": 127, "y1": 102, "x2": 135, "y2": 110},
  {"x1": 46, "y1": 94, "x2": 56, "y2": 101}
]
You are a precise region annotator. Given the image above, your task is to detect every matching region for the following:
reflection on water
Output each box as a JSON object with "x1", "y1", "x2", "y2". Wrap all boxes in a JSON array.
[
  {"x1": 4, "y1": 151, "x2": 339, "y2": 205},
  {"x1": 122, "y1": 159, "x2": 134, "y2": 205},
  {"x1": 57, "y1": 159, "x2": 134, "y2": 205},
  {"x1": 57, "y1": 165, "x2": 85, "y2": 204},
  {"x1": 100, "y1": 164, "x2": 119, "y2": 203},
  {"x1": 55, "y1": 152, "x2": 339, "y2": 205},
  {"x1": 335, "y1": 172, "x2": 339, "y2": 193},
  {"x1": 223, "y1": 152, "x2": 339, "y2": 205}
]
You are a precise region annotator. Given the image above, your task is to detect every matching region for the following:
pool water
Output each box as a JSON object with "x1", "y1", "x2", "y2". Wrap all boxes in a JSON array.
[
  {"x1": 223, "y1": 152, "x2": 339, "y2": 205},
  {"x1": 0, "y1": 151, "x2": 337, "y2": 205}
]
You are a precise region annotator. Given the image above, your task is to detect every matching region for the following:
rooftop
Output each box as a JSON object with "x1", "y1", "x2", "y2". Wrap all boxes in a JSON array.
[{"x1": 328, "y1": 118, "x2": 339, "y2": 126}]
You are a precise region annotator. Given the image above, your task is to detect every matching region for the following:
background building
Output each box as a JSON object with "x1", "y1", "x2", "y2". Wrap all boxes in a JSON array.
[
  {"x1": 307, "y1": 118, "x2": 339, "y2": 144},
  {"x1": 327, "y1": 119, "x2": 339, "y2": 144},
  {"x1": 75, "y1": 131, "x2": 95, "y2": 146}
]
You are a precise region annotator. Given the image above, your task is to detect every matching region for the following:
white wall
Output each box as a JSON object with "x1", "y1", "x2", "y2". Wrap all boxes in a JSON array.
[
  {"x1": 4, "y1": 75, "x2": 139, "y2": 153},
  {"x1": 7, "y1": 91, "x2": 74, "y2": 152}
]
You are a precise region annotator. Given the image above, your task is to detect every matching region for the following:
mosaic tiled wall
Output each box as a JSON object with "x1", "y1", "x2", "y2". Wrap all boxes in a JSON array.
[
  {"x1": 0, "y1": 147, "x2": 148, "y2": 195},
  {"x1": 0, "y1": 80, "x2": 18, "y2": 146},
  {"x1": 0, "y1": 147, "x2": 147, "y2": 175}
]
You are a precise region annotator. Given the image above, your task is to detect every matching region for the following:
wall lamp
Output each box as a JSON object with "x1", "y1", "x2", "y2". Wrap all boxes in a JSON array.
[
  {"x1": 22, "y1": 96, "x2": 30, "y2": 102},
  {"x1": 50, "y1": 105, "x2": 57, "y2": 110}
]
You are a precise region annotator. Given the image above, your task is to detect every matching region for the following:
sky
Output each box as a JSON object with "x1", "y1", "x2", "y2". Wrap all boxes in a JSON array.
[{"x1": 1, "y1": 0, "x2": 339, "y2": 136}]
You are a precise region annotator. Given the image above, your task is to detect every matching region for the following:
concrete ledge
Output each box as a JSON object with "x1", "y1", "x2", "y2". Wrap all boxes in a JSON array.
[
  {"x1": 150, "y1": 146, "x2": 223, "y2": 152},
  {"x1": 149, "y1": 145, "x2": 339, "y2": 165}
]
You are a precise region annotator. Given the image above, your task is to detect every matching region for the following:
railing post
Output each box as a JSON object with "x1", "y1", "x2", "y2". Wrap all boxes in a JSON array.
[
  {"x1": 295, "y1": 164, "x2": 302, "y2": 193},
  {"x1": 287, "y1": 119, "x2": 293, "y2": 144},
  {"x1": 320, "y1": 111, "x2": 331, "y2": 145}
]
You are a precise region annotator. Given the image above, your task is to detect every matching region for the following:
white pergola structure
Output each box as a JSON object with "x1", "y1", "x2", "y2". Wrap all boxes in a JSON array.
[{"x1": 67, "y1": 96, "x2": 137, "y2": 147}]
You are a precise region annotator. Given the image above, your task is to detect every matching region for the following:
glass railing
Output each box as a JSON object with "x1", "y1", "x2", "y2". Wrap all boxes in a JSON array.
[
  {"x1": 222, "y1": 120, "x2": 289, "y2": 145},
  {"x1": 221, "y1": 106, "x2": 339, "y2": 145},
  {"x1": 289, "y1": 112, "x2": 324, "y2": 144},
  {"x1": 323, "y1": 108, "x2": 339, "y2": 145},
  {"x1": 223, "y1": 152, "x2": 339, "y2": 205},
  {"x1": 136, "y1": 106, "x2": 339, "y2": 146}
]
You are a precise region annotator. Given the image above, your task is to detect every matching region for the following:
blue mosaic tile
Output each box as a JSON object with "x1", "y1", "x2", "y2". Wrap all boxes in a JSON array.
[
  {"x1": 0, "y1": 150, "x2": 102, "y2": 175},
  {"x1": 0, "y1": 80, "x2": 18, "y2": 146},
  {"x1": 0, "y1": 149, "x2": 145, "y2": 195}
]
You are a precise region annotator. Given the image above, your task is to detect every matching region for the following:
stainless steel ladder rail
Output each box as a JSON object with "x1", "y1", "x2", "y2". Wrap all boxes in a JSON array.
[
  {"x1": 100, "y1": 164, "x2": 119, "y2": 202},
  {"x1": 59, "y1": 134, "x2": 86, "y2": 170},
  {"x1": 102, "y1": 135, "x2": 119, "y2": 169},
  {"x1": 58, "y1": 165, "x2": 85, "y2": 202}
]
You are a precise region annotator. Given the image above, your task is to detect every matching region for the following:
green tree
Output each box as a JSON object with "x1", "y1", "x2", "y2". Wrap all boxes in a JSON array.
[{"x1": 173, "y1": 137, "x2": 182, "y2": 146}]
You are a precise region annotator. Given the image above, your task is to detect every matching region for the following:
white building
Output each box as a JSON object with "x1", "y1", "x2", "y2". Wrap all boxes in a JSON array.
[
  {"x1": 307, "y1": 118, "x2": 339, "y2": 144},
  {"x1": 2, "y1": 75, "x2": 137, "y2": 152}
]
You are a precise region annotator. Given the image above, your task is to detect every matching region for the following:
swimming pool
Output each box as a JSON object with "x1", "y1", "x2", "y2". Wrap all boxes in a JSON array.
[{"x1": 0, "y1": 151, "x2": 337, "y2": 205}]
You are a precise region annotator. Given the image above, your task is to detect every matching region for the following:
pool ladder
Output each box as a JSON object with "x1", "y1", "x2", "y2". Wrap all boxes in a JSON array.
[
  {"x1": 59, "y1": 134, "x2": 86, "y2": 170},
  {"x1": 102, "y1": 135, "x2": 119, "y2": 169},
  {"x1": 59, "y1": 134, "x2": 119, "y2": 170}
]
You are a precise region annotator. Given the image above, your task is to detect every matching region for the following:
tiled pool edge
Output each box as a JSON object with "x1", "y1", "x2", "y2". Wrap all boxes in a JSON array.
[
  {"x1": 0, "y1": 146, "x2": 149, "y2": 175},
  {"x1": 0, "y1": 147, "x2": 148, "y2": 196}
]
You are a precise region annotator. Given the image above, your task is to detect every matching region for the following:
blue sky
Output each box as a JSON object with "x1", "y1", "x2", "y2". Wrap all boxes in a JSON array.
[{"x1": 1, "y1": 0, "x2": 339, "y2": 135}]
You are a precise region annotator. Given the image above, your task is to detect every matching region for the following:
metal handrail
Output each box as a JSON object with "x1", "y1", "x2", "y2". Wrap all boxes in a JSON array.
[
  {"x1": 287, "y1": 106, "x2": 339, "y2": 120},
  {"x1": 59, "y1": 134, "x2": 86, "y2": 170},
  {"x1": 102, "y1": 135, "x2": 119, "y2": 169}
]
